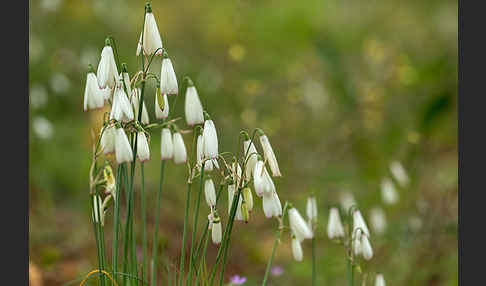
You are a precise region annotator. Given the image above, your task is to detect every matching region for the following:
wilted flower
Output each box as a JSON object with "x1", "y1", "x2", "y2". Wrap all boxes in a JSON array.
[
  {"x1": 381, "y1": 178, "x2": 399, "y2": 205},
  {"x1": 97, "y1": 42, "x2": 119, "y2": 89},
  {"x1": 172, "y1": 132, "x2": 187, "y2": 164},
  {"x1": 160, "y1": 54, "x2": 178, "y2": 95},
  {"x1": 253, "y1": 160, "x2": 275, "y2": 197},
  {"x1": 262, "y1": 191, "x2": 282, "y2": 218},
  {"x1": 136, "y1": 5, "x2": 163, "y2": 56},
  {"x1": 259, "y1": 133, "x2": 281, "y2": 177},
  {"x1": 115, "y1": 127, "x2": 133, "y2": 164},
  {"x1": 375, "y1": 274, "x2": 386, "y2": 286},
  {"x1": 369, "y1": 207, "x2": 387, "y2": 235},
  {"x1": 184, "y1": 80, "x2": 204, "y2": 126},
  {"x1": 204, "y1": 178, "x2": 216, "y2": 208},
  {"x1": 83, "y1": 71, "x2": 104, "y2": 111},
  {"x1": 100, "y1": 125, "x2": 116, "y2": 155},
  {"x1": 155, "y1": 89, "x2": 169, "y2": 119},
  {"x1": 291, "y1": 235, "x2": 303, "y2": 262},
  {"x1": 327, "y1": 207, "x2": 345, "y2": 239},
  {"x1": 136, "y1": 132, "x2": 150, "y2": 162},
  {"x1": 288, "y1": 207, "x2": 314, "y2": 241},
  {"x1": 389, "y1": 161, "x2": 410, "y2": 187},
  {"x1": 353, "y1": 210, "x2": 370, "y2": 237},
  {"x1": 160, "y1": 128, "x2": 173, "y2": 160}
]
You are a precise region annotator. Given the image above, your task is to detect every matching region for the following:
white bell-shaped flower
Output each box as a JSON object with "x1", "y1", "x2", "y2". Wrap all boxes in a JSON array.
[
  {"x1": 160, "y1": 128, "x2": 173, "y2": 160},
  {"x1": 184, "y1": 81, "x2": 204, "y2": 126},
  {"x1": 160, "y1": 55, "x2": 178, "y2": 95},
  {"x1": 340, "y1": 191, "x2": 356, "y2": 212},
  {"x1": 204, "y1": 178, "x2": 217, "y2": 208},
  {"x1": 353, "y1": 228, "x2": 363, "y2": 256},
  {"x1": 114, "y1": 127, "x2": 133, "y2": 164},
  {"x1": 361, "y1": 233, "x2": 373, "y2": 260},
  {"x1": 288, "y1": 207, "x2": 314, "y2": 241},
  {"x1": 211, "y1": 215, "x2": 222, "y2": 244},
  {"x1": 243, "y1": 139, "x2": 259, "y2": 181},
  {"x1": 327, "y1": 207, "x2": 345, "y2": 239},
  {"x1": 389, "y1": 161, "x2": 410, "y2": 187},
  {"x1": 253, "y1": 160, "x2": 275, "y2": 197},
  {"x1": 172, "y1": 132, "x2": 187, "y2": 164},
  {"x1": 259, "y1": 134, "x2": 281, "y2": 177},
  {"x1": 228, "y1": 184, "x2": 243, "y2": 221},
  {"x1": 306, "y1": 196, "x2": 317, "y2": 224},
  {"x1": 110, "y1": 86, "x2": 134, "y2": 122},
  {"x1": 136, "y1": 6, "x2": 163, "y2": 56},
  {"x1": 369, "y1": 207, "x2": 387, "y2": 235},
  {"x1": 202, "y1": 119, "x2": 219, "y2": 160},
  {"x1": 381, "y1": 178, "x2": 399, "y2": 205},
  {"x1": 136, "y1": 132, "x2": 150, "y2": 162},
  {"x1": 97, "y1": 43, "x2": 119, "y2": 89},
  {"x1": 83, "y1": 72, "x2": 104, "y2": 111},
  {"x1": 262, "y1": 191, "x2": 282, "y2": 218},
  {"x1": 353, "y1": 210, "x2": 370, "y2": 237},
  {"x1": 131, "y1": 88, "x2": 149, "y2": 124},
  {"x1": 375, "y1": 274, "x2": 386, "y2": 286},
  {"x1": 291, "y1": 235, "x2": 303, "y2": 262},
  {"x1": 155, "y1": 90, "x2": 169, "y2": 119},
  {"x1": 100, "y1": 125, "x2": 116, "y2": 155}
]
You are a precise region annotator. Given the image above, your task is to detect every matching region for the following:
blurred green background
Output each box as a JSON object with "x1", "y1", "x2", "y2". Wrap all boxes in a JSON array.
[{"x1": 29, "y1": 0, "x2": 457, "y2": 285}]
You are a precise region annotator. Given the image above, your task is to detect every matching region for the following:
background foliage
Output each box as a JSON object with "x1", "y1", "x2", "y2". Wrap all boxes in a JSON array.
[{"x1": 29, "y1": 0, "x2": 457, "y2": 285}]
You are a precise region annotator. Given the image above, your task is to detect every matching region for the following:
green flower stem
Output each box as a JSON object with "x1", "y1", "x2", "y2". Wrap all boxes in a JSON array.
[
  {"x1": 112, "y1": 164, "x2": 124, "y2": 283},
  {"x1": 178, "y1": 181, "x2": 193, "y2": 286},
  {"x1": 208, "y1": 187, "x2": 241, "y2": 286},
  {"x1": 262, "y1": 201, "x2": 289, "y2": 286},
  {"x1": 312, "y1": 236, "x2": 316, "y2": 286},
  {"x1": 151, "y1": 160, "x2": 167, "y2": 286},
  {"x1": 141, "y1": 164, "x2": 148, "y2": 283},
  {"x1": 92, "y1": 196, "x2": 104, "y2": 286},
  {"x1": 187, "y1": 165, "x2": 206, "y2": 285},
  {"x1": 122, "y1": 164, "x2": 135, "y2": 286},
  {"x1": 194, "y1": 230, "x2": 210, "y2": 286}
]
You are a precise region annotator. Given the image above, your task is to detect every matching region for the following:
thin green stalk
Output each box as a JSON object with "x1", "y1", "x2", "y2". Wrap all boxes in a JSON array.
[
  {"x1": 178, "y1": 182, "x2": 193, "y2": 286},
  {"x1": 187, "y1": 166, "x2": 205, "y2": 285},
  {"x1": 194, "y1": 230, "x2": 210, "y2": 286},
  {"x1": 92, "y1": 196, "x2": 104, "y2": 286},
  {"x1": 208, "y1": 187, "x2": 241, "y2": 286},
  {"x1": 312, "y1": 236, "x2": 316, "y2": 286},
  {"x1": 112, "y1": 164, "x2": 124, "y2": 283},
  {"x1": 141, "y1": 164, "x2": 148, "y2": 282},
  {"x1": 122, "y1": 165, "x2": 133, "y2": 286},
  {"x1": 262, "y1": 202, "x2": 289, "y2": 286},
  {"x1": 151, "y1": 160, "x2": 167, "y2": 286},
  {"x1": 347, "y1": 256, "x2": 354, "y2": 286}
]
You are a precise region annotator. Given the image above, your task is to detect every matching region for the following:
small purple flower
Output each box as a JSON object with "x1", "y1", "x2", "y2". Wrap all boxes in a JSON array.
[
  {"x1": 230, "y1": 275, "x2": 247, "y2": 285},
  {"x1": 271, "y1": 266, "x2": 284, "y2": 277}
]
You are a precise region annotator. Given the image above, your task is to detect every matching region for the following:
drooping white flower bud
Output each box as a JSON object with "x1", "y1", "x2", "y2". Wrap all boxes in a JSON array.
[
  {"x1": 132, "y1": 88, "x2": 150, "y2": 125},
  {"x1": 361, "y1": 234, "x2": 373, "y2": 260},
  {"x1": 389, "y1": 161, "x2": 409, "y2": 188},
  {"x1": 160, "y1": 128, "x2": 173, "y2": 160},
  {"x1": 243, "y1": 139, "x2": 258, "y2": 181},
  {"x1": 115, "y1": 127, "x2": 133, "y2": 164},
  {"x1": 172, "y1": 132, "x2": 187, "y2": 164},
  {"x1": 289, "y1": 207, "x2": 314, "y2": 241},
  {"x1": 259, "y1": 133, "x2": 281, "y2": 177},
  {"x1": 381, "y1": 178, "x2": 399, "y2": 205},
  {"x1": 353, "y1": 228, "x2": 363, "y2": 256},
  {"x1": 291, "y1": 235, "x2": 303, "y2": 262},
  {"x1": 184, "y1": 81, "x2": 204, "y2": 126},
  {"x1": 262, "y1": 191, "x2": 282, "y2": 218},
  {"x1": 353, "y1": 210, "x2": 370, "y2": 237},
  {"x1": 375, "y1": 274, "x2": 386, "y2": 286},
  {"x1": 100, "y1": 125, "x2": 116, "y2": 155},
  {"x1": 228, "y1": 184, "x2": 243, "y2": 221},
  {"x1": 97, "y1": 43, "x2": 119, "y2": 89},
  {"x1": 83, "y1": 72, "x2": 104, "y2": 111},
  {"x1": 160, "y1": 55, "x2": 178, "y2": 95},
  {"x1": 92, "y1": 195, "x2": 104, "y2": 225},
  {"x1": 253, "y1": 160, "x2": 275, "y2": 197},
  {"x1": 340, "y1": 191, "x2": 356, "y2": 212},
  {"x1": 204, "y1": 178, "x2": 216, "y2": 208},
  {"x1": 327, "y1": 207, "x2": 345, "y2": 239},
  {"x1": 110, "y1": 85, "x2": 134, "y2": 122},
  {"x1": 136, "y1": 132, "x2": 150, "y2": 162},
  {"x1": 211, "y1": 214, "x2": 222, "y2": 244},
  {"x1": 155, "y1": 89, "x2": 169, "y2": 119},
  {"x1": 369, "y1": 207, "x2": 387, "y2": 235},
  {"x1": 306, "y1": 196, "x2": 317, "y2": 225},
  {"x1": 137, "y1": 7, "x2": 163, "y2": 57},
  {"x1": 202, "y1": 119, "x2": 219, "y2": 160}
]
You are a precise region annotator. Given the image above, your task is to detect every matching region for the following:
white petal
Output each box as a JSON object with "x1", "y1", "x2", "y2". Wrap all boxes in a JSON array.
[
  {"x1": 212, "y1": 220, "x2": 222, "y2": 244},
  {"x1": 381, "y1": 178, "x2": 399, "y2": 205},
  {"x1": 291, "y1": 236, "x2": 303, "y2": 262},
  {"x1": 115, "y1": 128, "x2": 133, "y2": 164},
  {"x1": 327, "y1": 208, "x2": 345, "y2": 239},
  {"x1": 143, "y1": 13, "x2": 163, "y2": 56},
  {"x1": 160, "y1": 128, "x2": 173, "y2": 160},
  {"x1": 137, "y1": 132, "x2": 150, "y2": 162},
  {"x1": 353, "y1": 210, "x2": 370, "y2": 237},
  {"x1": 289, "y1": 208, "x2": 313, "y2": 241},
  {"x1": 204, "y1": 178, "x2": 216, "y2": 207},
  {"x1": 306, "y1": 197, "x2": 317, "y2": 222},
  {"x1": 155, "y1": 92, "x2": 169, "y2": 119},
  {"x1": 184, "y1": 86, "x2": 204, "y2": 126},
  {"x1": 173, "y1": 132, "x2": 187, "y2": 164},
  {"x1": 259, "y1": 135, "x2": 281, "y2": 177},
  {"x1": 375, "y1": 274, "x2": 386, "y2": 286},
  {"x1": 160, "y1": 58, "x2": 178, "y2": 95},
  {"x1": 202, "y1": 120, "x2": 218, "y2": 159},
  {"x1": 361, "y1": 235, "x2": 373, "y2": 260},
  {"x1": 100, "y1": 125, "x2": 116, "y2": 155}
]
